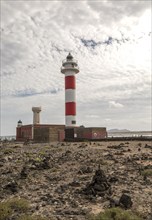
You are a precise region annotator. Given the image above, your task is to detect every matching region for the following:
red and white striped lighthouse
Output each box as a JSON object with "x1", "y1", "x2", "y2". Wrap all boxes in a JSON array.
[{"x1": 61, "y1": 53, "x2": 79, "y2": 127}]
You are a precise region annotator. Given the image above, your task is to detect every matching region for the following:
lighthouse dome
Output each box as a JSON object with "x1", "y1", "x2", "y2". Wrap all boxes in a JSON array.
[
  {"x1": 67, "y1": 53, "x2": 73, "y2": 60},
  {"x1": 17, "y1": 120, "x2": 22, "y2": 127}
]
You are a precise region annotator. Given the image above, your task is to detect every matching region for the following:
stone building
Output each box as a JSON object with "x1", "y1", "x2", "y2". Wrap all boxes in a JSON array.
[
  {"x1": 16, "y1": 107, "x2": 65, "y2": 142},
  {"x1": 16, "y1": 123, "x2": 65, "y2": 142},
  {"x1": 65, "y1": 126, "x2": 107, "y2": 141}
]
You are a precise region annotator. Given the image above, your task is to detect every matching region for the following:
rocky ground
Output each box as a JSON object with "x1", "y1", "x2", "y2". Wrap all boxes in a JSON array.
[{"x1": 0, "y1": 140, "x2": 152, "y2": 220}]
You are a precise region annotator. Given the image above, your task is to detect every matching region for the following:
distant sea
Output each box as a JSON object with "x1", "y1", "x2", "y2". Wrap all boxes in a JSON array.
[
  {"x1": 0, "y1": 135, "x2": 16, "y2": 141},
  {"x1": 108, "y1": 131, "x2": 152, "y2": 138},
  {"x1": 0, "y1": 131, "x2": 152, "y2": 141}
]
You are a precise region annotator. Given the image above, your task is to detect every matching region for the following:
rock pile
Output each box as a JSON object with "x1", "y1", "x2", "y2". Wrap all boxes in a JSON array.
[{"x1": 83, "y1": 166, "x2": 111, "y2": 196}]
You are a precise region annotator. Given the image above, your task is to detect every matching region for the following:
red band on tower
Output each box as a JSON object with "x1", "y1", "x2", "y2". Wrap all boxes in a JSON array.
[
  {"x1": 65, "y1": 76, "x2": 75, "y2": 89},
  {"x1": 66, "y1": 102, "x2": 76, "y2": 115}
]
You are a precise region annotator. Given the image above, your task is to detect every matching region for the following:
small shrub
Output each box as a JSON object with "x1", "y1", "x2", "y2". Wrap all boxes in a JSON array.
[
  {"x1": 141, "y1": 169, "x2": 152, "y2": 177},
  {"x1": 9, "y1": 198, "x2": 29, "y2": 212},
  {"x1": 0, "y1": 198, "x2": 30, "y2": 220},
  {"x1": 34, "y1": 157, "x2": 43, "y2": 162},
  {"x1": 16, "y1": 159, "x2": 22, "y2": 164},
  {"x1": 39, "y1": 151, "x2": 46, "y2": 156},
  {"x1": 3, "y1": 148, "x2": 14, "y2": 154},
  {"x1": 0, "y1": 202, "x2": 12, "y2": 220},
  {"x1": 88, "y1": 207, "x2": 143, "y2": 220},
  {"x1": 18, "y1": 215, "x2": 49, "y2": 220}
]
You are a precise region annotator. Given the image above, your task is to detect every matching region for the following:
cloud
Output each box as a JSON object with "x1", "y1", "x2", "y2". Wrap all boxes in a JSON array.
[
  {"x1": 80, "y1": 36, "x2": 130, "y2": 49},
  {"x1": 1, "y1": 0, "x2": 151, "y2": 135},
  {"x1": 12, "y1": 88, "x2": 61, "y2": 98},
  {"x1": 109, "y1": 101, "x2": 124, "y2": 108},
  {"x1": 14, "y1": 89, "x2": 38, "y2": 98},
  {"x1": 86, "y1": 114, "x2": 100, "y2": 119}
]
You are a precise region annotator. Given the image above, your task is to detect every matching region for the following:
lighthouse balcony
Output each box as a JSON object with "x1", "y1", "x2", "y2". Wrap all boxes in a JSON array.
[
  {"x1": 61, "y1": 66, "x2": 79, "y2": 74},
  {"x1": 62, "y1": 59, "x2": 78, "y2": 65}
]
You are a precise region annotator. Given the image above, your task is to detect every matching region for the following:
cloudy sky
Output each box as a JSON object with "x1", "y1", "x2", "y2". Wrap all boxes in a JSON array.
[{"x1": 1, "y1": 0, "x2": 151, "y2": 136}]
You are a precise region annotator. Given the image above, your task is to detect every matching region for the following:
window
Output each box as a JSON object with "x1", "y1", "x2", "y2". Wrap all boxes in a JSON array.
[{"x1": 72, "y1": 120, "x2": 76, "y2": 124}]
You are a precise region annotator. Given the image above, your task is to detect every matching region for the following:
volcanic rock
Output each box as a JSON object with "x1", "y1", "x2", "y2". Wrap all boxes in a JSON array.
[
  {"x1": 1, "y1": 140, "x2": 151, "y2": 220},
  {"x1": 78, "y1": 166, "x2": 93, "y2": 174},
  {"x1": 83, "y1": 166, "x2": 111, "y2": 196},
  {"x1": 119, "y1": 194, "x2": 133, "y2": 209},
  {"x1": 145, "y1": 144, "x2": 152, "y2": 149},
  {"x1": 20, "y1": 166, "x2": 28, "y2": 179},
  {"x1": 109, "y1": 198, "x2": 119, "y2": 207},
  {"x1": 4, "y1": 180, "x2": 18, "y2": 193}
]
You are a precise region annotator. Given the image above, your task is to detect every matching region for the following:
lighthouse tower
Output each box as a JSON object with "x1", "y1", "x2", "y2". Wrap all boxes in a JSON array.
[{"x1": 61, "y1": 53, "x2": 79, "y2": 127}]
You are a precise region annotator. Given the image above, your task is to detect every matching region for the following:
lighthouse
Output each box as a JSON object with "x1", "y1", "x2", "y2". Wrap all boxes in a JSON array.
[{"x1": 61, "y1": 53, "x2": 79, "y2": 127}]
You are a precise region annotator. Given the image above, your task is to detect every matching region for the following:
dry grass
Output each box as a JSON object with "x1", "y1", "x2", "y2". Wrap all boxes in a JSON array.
[
  {"x1": 88, "y1": 207, "x2": 143, "y2": 220},
  {"x1": 141, "y1": 169, "x2": 152, "y2": 177},
  {"x1": 0, "y1": 198, "x2": 29, "y2": 220}
]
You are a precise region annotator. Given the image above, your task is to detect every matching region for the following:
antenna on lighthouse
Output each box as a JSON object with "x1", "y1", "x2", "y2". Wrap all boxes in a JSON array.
[{"x1": 61, "y1": 53, "x2": 79, "y2": 127}]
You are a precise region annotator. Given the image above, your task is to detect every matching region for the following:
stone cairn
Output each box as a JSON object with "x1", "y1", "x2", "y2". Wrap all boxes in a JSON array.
[
  {"x1": 83, "y1": 165, "x2": 111, "y2": 196},
  {"x1": 83, "y1": 166, "x2": 133, "y2": 209}
]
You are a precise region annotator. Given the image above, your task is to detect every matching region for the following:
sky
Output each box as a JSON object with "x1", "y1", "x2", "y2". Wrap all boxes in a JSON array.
[{"x1": 1, "y1": 0, "x2": 151, "y2": 136}]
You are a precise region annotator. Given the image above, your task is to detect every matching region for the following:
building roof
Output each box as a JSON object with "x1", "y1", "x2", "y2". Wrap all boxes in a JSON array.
[{"x1": 17, "y1": 124, "x2": 65, "y2": 128}]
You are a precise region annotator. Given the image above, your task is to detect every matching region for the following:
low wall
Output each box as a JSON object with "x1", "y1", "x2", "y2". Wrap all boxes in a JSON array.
[{"x1": 65, "y1": 136, "x2": 152, "y2": 142}]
